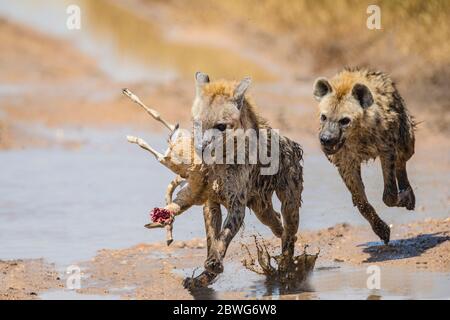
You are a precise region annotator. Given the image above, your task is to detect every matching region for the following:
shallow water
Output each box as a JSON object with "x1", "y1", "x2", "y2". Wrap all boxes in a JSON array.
[
  {"x1": 180, "y1": 262, "x2": 450, "y2": 300},
  {"x1": 0, "y1": 127, "x2": 447, "y2": 265},
  {"x1": 40, "y1": 290, "x2": 120, "y2": 300}
]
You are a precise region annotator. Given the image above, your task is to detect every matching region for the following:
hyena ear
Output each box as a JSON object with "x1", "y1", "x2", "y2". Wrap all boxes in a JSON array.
[
  {"x1": 195, "y1": 71, "x2": 210, "y2": 96},
  {"x1": 313, "y1": 77, "x2": 332, "y2": 101},
  {"x1": 233, "y1": 76, "x2": 252, "y2": 109},
  {"x1": 352, "y1": 83, "x2": 374, "y2": 109}
]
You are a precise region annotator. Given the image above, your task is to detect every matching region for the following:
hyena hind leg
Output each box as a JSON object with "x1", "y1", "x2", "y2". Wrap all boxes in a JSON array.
[
  {"x1": 396, "y1": 160, "x2": 415, "y2": 210},
  {"x1": 380, "y1": 151, "x2": 399, "y2": 207}
]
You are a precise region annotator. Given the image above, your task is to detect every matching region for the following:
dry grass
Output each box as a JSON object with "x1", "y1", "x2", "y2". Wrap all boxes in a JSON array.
[{"x1": 159, "y1": 0, "x2": 450, "y2": 71}]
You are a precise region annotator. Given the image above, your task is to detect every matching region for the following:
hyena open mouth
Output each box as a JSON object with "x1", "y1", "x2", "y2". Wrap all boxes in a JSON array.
[{"x1": 322, "y1": 138, "x2": 346, "y2": 155}]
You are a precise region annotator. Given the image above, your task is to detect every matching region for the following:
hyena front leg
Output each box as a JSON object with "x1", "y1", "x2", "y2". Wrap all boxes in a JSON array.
[
  {"x1": 276, "y1": 188, "x2": 300, "y2": 271},
  {"x1": 380, "y1": 151, "x2": 399, "y2": 207},
  {"x1": 338, "y1": 164, "x2": 391, "y2": 244},
  {"x1": 203, "y1": 200, "x2": 222, "y2": 261},
  {"x1": 204, "y1": 198, "x2": 246, "y2": 274},
  {"x1": 396, "y1": 159, "x2": 415, "y2": 210},
  {"x1": 183, "y1": 200, "x2": 221, "y2": 288}
]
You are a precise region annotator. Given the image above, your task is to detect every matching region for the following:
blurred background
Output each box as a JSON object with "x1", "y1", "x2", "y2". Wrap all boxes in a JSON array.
[{"x1": 0, "y1": 0, "x2": 448, "y2": 270}]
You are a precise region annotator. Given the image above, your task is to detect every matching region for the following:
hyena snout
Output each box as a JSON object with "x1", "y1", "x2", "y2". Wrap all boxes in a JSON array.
[
  {"x1": 319, "y1": 132, "x2": 339, "y2": 147},
  {"x1": 319, "y1": 130, "x2": 343, "y2": 155}
]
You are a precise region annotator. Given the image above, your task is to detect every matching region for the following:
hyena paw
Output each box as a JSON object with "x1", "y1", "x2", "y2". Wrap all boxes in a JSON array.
[
  {"x1": 398, "y1": 187, "x2": 415, "y2": 211},
  {"x1": 382, "y1": 190, "x2": 398, "y2": 207},
  {"x1": 373, "y1": 220, "x2": 391, "y2": 245},
  {"x1": 204, "y1": 256, "x2": 224, "y2": 274},
  {"x1": 182, "y1": 270, "x2": 217, "y2": 289}
]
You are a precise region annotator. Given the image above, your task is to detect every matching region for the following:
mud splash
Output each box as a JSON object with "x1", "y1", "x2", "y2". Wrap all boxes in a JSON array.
[{"x1": 242, "y1": 236, "x2": 318, "y2": 293}]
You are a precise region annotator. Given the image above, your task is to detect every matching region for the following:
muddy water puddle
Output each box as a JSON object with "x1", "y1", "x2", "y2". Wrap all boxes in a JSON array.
[
  {"x1": 40, "y1": 290, "x2": 120, "y2": 300},
  {"x1": 0, "y1": 127, "x2": 283, "y2": 265},
  {"x1": 179, "y1": 262, "x2": 450, "y2": 300},
  {"x1": 0, "y1": 127, "x2": 448, "y2": 281},
  {"x1": 0, "y1": 128, "x2": 204, "y2": 265}
]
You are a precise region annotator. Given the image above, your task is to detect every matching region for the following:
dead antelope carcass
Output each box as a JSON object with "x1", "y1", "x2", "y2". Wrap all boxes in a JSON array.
[{"x1": 123, "y1": 89, "x2": 203, "y2": 245}]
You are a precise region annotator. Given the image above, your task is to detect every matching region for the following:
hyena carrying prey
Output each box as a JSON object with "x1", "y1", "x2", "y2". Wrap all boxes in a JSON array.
[
  {"x1": 313, "y1": 67, "x2": 416, "y2": 244},
  {"x1": 191, "y1": 73, "x2": 303, "y2": 278},
  {"x1": 128, "y1": 73, "x2": 304, "y2": 286}
]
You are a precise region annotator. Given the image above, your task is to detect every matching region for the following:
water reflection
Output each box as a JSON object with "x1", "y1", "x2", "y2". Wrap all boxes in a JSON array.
[{"x1": 183, "y1": 262, "x2": 450, "y2": 300}]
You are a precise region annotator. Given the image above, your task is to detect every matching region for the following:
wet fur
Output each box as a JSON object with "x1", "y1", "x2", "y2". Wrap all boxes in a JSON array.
[
  {"x1": 314, "y1": 67, "x2": 416, "y2": 244},
  {"x1": 192, "y1": 77, "x2": 304, "y2": 277},
  {"x1": 159, "y1": 76, "x2": 304, "y2": 285}
]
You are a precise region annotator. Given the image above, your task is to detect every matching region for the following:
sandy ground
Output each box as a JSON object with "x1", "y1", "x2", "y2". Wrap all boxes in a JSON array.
[
  {"x1": 0, "y1": 2, "x2": 449, "y2": 300},
  {"x1": 0, "y1": 259, "x2": 63, "y2": 300}
]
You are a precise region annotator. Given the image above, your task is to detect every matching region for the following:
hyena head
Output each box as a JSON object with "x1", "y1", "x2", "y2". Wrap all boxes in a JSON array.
[
  {"x1": 313, "y1": 75, "x2": 374, "y2": 155},
  {"x1": 191, "y1": 72, "x2": 252, "y2": 150}
]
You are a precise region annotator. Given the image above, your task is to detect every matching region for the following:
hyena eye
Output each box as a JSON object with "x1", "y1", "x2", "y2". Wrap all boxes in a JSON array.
[
  {"x1": 214, "y1": 123, "x2": 227, "y2": 131},
  {"x1": 320, "y1": 114, "x2": 327, "y2": 122},
  {"x1": 339, "y1": 117, "x2": 351, "y2": 126}
]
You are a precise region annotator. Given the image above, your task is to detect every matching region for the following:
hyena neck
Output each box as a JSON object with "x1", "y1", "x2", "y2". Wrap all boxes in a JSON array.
[{"x1": 240, "y1": 99, "x2": 270, "y2": 131}]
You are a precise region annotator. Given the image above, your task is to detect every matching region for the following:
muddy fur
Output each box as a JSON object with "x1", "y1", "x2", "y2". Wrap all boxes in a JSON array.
[
  {"x1": 152, "y1": 74, "x2": 303, "y2": 287},
  {"x1": 313, "y1": 67, "x2": 416, "y2": 244},
  {"x1": 184, "y1": 73, "x2": 304, "y2": 285}
]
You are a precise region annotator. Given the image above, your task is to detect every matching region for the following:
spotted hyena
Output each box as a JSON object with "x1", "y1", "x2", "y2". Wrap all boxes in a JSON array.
[
  {"x1": 139, "y1": 73, "x2": 304, "y2": 287},
  {"x1": 313, "y1": 67, "x2": 416, "y2": 244},
  {"x1": 190, "y1": 72, "x2": 304, "y2": 280}
]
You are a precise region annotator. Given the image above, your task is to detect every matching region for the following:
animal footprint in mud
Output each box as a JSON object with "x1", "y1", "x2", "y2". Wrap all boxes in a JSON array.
[{"x1": 242, "y1": 236, "x2": 318, "y2": 290}]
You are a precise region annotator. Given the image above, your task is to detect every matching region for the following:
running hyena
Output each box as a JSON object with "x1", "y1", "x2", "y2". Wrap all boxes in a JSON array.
[
  {"x1": 191, "y1": 72, "x2": 304, "y2": 277},
  {"x1": 134, "y1": 73, "x2": 304, "y2": 286},
  {"x1": 313, "y1": 67, "x2": 416, "y2": 244}
]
